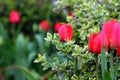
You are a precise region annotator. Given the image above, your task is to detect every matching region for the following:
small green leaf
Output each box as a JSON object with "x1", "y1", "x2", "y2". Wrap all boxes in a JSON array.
[
  {"x1": 72, "y1": 45, "x2": 82, "y2": 56},
  {"x1": 71, "y1": 74, "x2": 78, "y2": 80},
  {"x1": 44, "y1": 32, "x2": 52, "y2": 41},
  {"x1": 42, "y1": 62, "x2": 50, "y2": 70},
  {"x1": 34, "y1": 54, "x2": 46, "y2": 63}
]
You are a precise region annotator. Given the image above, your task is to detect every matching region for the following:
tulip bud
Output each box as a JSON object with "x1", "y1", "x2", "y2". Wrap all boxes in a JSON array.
[
  {"x1": 54, "y1": 22, "x2": 64, "y2": 32},
  {"x1": 69, "y1": 12, "x2": 73, "y2": 17},
  {"x1": 39, "y1": 20, "x2": 50, "y2": 31},
  {"x1": 58, "y1": 24, "x2": 73, "y2": 42},
  {"x1": 9, "y1": 10, "x2": 20, "y2": 24},
  {"x1": 101, "y1": 19, "x2": 120, "y2": 50},
  {"x1": 88, "y1": 33, "x2": 101, "y2": 54}
]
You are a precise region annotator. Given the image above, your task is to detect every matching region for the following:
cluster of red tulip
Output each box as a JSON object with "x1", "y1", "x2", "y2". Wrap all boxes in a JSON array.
[
  {"x1": 88, "y1": 19, "x2": 120, "y2": 56},
  {"x1": 40, "y1": 21, "x2": 73, "y2": 42},
  {"x1": 39, "y1": 12, "x2": 73, "y2": 42},
  {"x1": 9, "y1": 10, "x2": 73, "y2": 42}
]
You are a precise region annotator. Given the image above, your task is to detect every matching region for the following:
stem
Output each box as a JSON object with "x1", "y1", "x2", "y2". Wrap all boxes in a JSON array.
[
  {"x1": 67, "y1": 56, "x2": 71, "y2": 80},
  {"x1": 96, "y1": 55, "x2": 99, "y2": 80},
  {"x1": 115, "y1": 57, "x2": 119, "y2": 80},
  {"x1": 69, "y1": 71, "x2": 71, "y2": 80},
  {"x1": 75, "y1": 57, "x2": 78, "y2": 74},
  {"x1": 11, "y1": 24, "x2": 15, "y2": 37},
  {"x1": 16, "y1": 23, "x2": 22, "y2": 36},
  {"x1": 101, "y1": 48, "x2": 107, "y2": 80},
  {"x1": 75, "y1": 57, "x2": 79, "y2": 79},
  {"x1": 110, "y1": 52, "x2": 114, "y2": 80}
]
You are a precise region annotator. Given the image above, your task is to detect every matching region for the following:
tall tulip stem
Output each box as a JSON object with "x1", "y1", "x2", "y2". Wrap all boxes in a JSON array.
[
  {"x1": 75, "y1": 57, "x2": 79, "y2": 79},
  {"x1": 96, "y1": 55, "x2": 99, "y2": 80},
  {"x1": 115, "y1": 57, "x2": 119, "y2": 80},
  {"x1": 75, "y1": 57, "x2": 78, "y2": 74},
  {"x1": 110, "y1": 52, "x2": 114, "y2": 80},
  {"x1": 12, "y1": 24, "x2": 15, "y2": 35},
  {"x1": 67, "y1": 56, "x2": 71, "y2": 80},
  {"x1": 16, "y1": 23, "x2": 22, "y2": 36}
]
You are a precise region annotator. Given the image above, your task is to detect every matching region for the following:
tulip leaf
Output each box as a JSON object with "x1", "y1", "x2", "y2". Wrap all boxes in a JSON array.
[
  {"x1": 18, "y1": 66, "x2": 37, "y2": 80},
  {"x1": 0, "y1": 23, "x2": 9, "y2": 43},
  {"x1": 103, "y1": 70, "x2": 111, "y2": 80}
]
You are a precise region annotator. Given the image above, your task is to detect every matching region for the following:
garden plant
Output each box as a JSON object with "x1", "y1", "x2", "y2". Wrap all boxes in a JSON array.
[
  {"x1": 35, "y1": 0, "x2": 120, "y2": 80},
  {"x1": 1, "y1": 0, "x2": 120, "y2": 80}
]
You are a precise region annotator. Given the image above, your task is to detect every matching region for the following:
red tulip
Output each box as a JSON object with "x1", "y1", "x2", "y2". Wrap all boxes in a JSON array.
[
  {"x1": 39, "y1": 20, "x2": 50, "y2": 31},
  {"x1": 101, "y1": 19, "x2": 120, "y2": 50},
  {"x1": 117, "y1": 47, "x2": 120, "y2": 57},
  {"x1": 88, "y1": 33, "x2": 101, "y2": 54},
  {"x1": 9, "y1": 10, "x2": 20, "y2": 24},
  {"x1": 58, "y1": 24, "x2": 73, "y2": 42},
  {"x1": 69, "y1": 12, "x2": 73, "y2": 17},
  {"x1": 54, "y1": 22, "x2": 64, "y2": 32}
]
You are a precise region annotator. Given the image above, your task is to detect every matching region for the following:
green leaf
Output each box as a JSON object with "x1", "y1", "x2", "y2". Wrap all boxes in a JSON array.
[
  {"x1": 35, "y1": 34, "x2": 45, "y2": 53},
  {"x1": 71, "y1": 74, "x2": 78, "y2": 80},
  {"x1": 44, "y1": 32, "x2": 52, "y2": 41},
  {"x1": 4, "y1": 69, "x2": 25, "y2": 80},
  {"x1": 42, "y1": 62, "x2": 50, "y2": 70},
  {"x1": 15, "y1": 34, "x2": 27, "y2": 52},
  {"x1": 18, "y1": 66, "x2": 37, "y2": 80},
  {"x1": 28, "y1": 51, "x2": 36, "y2": 64},
  {"x1": 31, "y1": 70, "x2": 42, "y2": 80},
  {"x1": 104, "y1": 70, "x2": 111, "y2": 80},
  {"x1": 72, "y1": 45, "x2": 82, "y2": 56},
  {"x1": 0, "y1": 23, "x2": 9, "y2": 43},
  {"x1": 34, "y1": 54, "x2": 46, "y2": 63}
]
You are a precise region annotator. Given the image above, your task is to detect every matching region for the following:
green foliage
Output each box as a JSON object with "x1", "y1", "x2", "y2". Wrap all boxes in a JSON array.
[
  {"x1": 0, "y1": 0, "x2": 62, "y2": 80},
  {"x1": 1, "y1": 0, "x2": 120, "y2": 80},
  {"x1": 34, "y1": 0, "x2": 120, "y2": 79},
  {"x1": 39, "y1": 31, "x2": 95, "y2": 79}
]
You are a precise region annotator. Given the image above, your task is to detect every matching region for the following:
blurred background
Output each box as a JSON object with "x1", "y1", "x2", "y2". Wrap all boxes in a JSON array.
[{"x1": 0, "y1": 0, "x2": 66, "y2": 80}]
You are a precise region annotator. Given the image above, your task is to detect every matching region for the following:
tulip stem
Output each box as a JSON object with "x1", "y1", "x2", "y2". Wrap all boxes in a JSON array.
[
  {"x1": 12, "y1": 24, "x2": 15, "y2": 36},
  {"x1": 75, "y1": 57, "x2": 79, "y2": 79},
  {"x1": 75, "y1": 57, "x2": 78, "y2": 74},
  {"x1": 115, "y1": 57, "x2": 119, "y2": 80},
  {"x1": 110, "y1": 52, "x2": 114, "y2": 80},
  {"x1": 96, "y1": 55, "x2": 99, "y2": 80},
  {"x1": 67, "y1": 56, "x2": 71, "y2": 80},
  {"x1": 16, "y1": 23, "x2": 22, "y2": 36}
]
